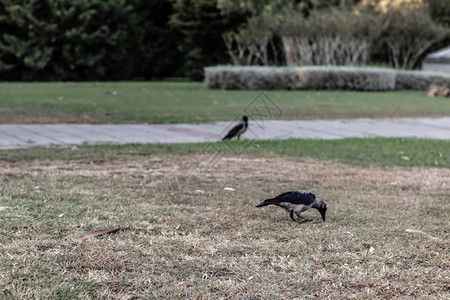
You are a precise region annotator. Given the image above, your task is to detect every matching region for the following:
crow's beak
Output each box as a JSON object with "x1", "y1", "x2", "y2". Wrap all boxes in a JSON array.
[{"x1": 320, "y1": 210, "x2": 326, "y2": 221}]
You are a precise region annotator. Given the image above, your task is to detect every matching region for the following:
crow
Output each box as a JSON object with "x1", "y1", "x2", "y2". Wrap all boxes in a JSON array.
[
  {"x1": 256, "y1": 190, "x2": 327, "y2": 224},
  {"x1": 222, "y1": 116, "x2": 248, "y2": 141}
]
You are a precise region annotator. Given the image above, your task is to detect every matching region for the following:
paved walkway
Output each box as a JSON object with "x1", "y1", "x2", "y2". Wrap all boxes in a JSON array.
[{"x1": 0, "y1": 117, "x2": 449, "y2": 149}]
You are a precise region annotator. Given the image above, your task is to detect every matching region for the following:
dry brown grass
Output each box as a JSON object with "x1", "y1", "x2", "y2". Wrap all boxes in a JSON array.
[{"x1": 0, "y1": 155, "x2": 449, "y2": 299}]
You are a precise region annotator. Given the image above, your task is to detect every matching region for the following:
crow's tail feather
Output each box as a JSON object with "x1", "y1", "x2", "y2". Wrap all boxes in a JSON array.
[{"x1": 256, "y1": 198, "x2": 277, "y2": 207}]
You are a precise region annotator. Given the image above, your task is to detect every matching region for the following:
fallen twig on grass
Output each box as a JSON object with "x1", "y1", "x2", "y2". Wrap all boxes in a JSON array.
[{"x1": 80, "y1": 225, "x2": 121, "y2": 240}]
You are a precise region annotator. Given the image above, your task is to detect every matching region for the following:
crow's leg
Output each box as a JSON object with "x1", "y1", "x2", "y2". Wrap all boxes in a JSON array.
[
  {"x1": 237, "y1": 135, "x2": 241, "y2": 140},
  {"x1": 290, "y1": 210, "x2": 309, "y2": 224},
  {"x1": 295, "y1": 211, "x2": 313, "y2": 222},
  {"x1": 289, "y1": 209, "x2": 296, "y2": 221}
]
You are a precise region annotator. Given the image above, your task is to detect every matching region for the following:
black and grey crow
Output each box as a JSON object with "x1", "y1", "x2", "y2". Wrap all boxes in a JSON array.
[
  {"x1": 222, "y1": 115, "x2": 248, "y2": 140},
  {"x1": 256, "y1": 190, "x2": 327, "y2": 224}
]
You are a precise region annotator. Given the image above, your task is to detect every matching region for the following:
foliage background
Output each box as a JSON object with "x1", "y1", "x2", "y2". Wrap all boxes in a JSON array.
[{"x1": 0, "y1": 0, "x2": 448, "y2": 81}]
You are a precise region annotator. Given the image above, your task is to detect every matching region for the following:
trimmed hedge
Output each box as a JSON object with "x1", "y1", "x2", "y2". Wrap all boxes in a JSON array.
[
  {"x1": 296, "y1": 66, "x2": 395, "y2": 91},
  {"x1": 204, "y1": 66, "x2": 296, "y2": 90},
  {"x1": 395, "y1": 70, "x2": 450, "y2": 90},
  {"x1": 204, "y1": 66, "x2": 450, "y2": 90}
]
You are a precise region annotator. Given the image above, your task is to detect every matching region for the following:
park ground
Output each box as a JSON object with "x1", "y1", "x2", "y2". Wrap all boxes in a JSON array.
[
  {"x1": 0, "y1": 82, "x2": 449, "y2": 299},
  {"x1": 1, "y1": 154, "x2": 448, "y2": 298}
]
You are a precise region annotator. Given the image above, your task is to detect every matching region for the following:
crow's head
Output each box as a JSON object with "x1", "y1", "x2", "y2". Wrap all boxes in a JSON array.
[
  {"x1": 243, "y1": 115, "x2": 248, "y2": 122},
  {"x1": 317, "y1": 201, "x2": 327, "y2": 221}
]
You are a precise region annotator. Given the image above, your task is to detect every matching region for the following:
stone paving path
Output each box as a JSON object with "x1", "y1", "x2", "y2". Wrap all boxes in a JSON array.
[{"x1": 0, "y1": 117, "x2": 449, "y2": 149}]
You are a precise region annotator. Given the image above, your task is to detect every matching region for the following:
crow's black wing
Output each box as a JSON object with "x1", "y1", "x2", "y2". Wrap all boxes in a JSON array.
[
  {"x1": 272, "y1": 190, "x2": 316, "y2": 205},
  {"x1": 223, "y1": 123, "x2": 244, "y2": 140}
]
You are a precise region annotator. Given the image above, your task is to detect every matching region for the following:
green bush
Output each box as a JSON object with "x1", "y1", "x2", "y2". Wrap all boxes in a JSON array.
[
  {"x1": 380, "y1": 5, "x2": 448, "y2": 69},
  {"x1": 279, "y1": 7, "x2": 381, "y2": 40},
  {"x1": 223, "y1": 2, "x2": 449, "y2": 70},
  {"x1": 278, "y1": 8, "x2": 382, "y2": 66},
  {"x1": 0, "y1": 0, "x2": 138, "y2": 80},
  {"x1": 223, "y1": 12, "x2": 279, "y2": 66}
]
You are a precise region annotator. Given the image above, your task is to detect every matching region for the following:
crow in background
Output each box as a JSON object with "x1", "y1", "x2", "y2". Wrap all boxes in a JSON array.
[
  {"x1": 256, "y1": 190, "x2": 327, "y2": 224},
  {"x1": 222, "y1": 116, "x2": 248, "y2": 140}
]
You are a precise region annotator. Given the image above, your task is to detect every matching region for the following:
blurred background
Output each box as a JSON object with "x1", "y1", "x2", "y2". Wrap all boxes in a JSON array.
[{"x1": 0, "y1": 0, "x2": 448, "y2": 81}]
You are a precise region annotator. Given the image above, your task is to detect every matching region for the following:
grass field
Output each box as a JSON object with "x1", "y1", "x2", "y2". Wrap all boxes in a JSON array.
[
  {"x1": 1, "y1": 82, "x2": 450, "y2": 124},
  {"x1": 1, "y1": 81, "x2": 448, "y2": 298},
  {"x1": 0, "y1": 153, "x2": 448, "y2": 298},
  {"x1": 1, "y1": 138, "x2": 449, "y2": 168}
]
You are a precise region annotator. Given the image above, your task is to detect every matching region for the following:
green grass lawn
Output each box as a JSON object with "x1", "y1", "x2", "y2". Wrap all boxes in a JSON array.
[
  {"x1": 1, "y1": 82, "x2": 449, "y2": 298},
  {"x1": 1, "y1": 82, "x2": 449, "y2": 123},
  {"x1": 1, "y1": 138, "x2": 448, "y2": 168},
  {"x1": 1, "y1": 152, "x2": 448, "y2": 298}
]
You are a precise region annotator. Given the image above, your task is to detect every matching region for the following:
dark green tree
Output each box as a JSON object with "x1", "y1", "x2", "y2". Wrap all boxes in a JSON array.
[
  {"x1": 0, "y1": 0, "x2": 138, "y2": 80},
  {"x1": 170, "y1": 0, "x2": 247, "y2": 79},
  {"x1": 131, "y1": 0, "x2": 184, "y2": 79}
]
